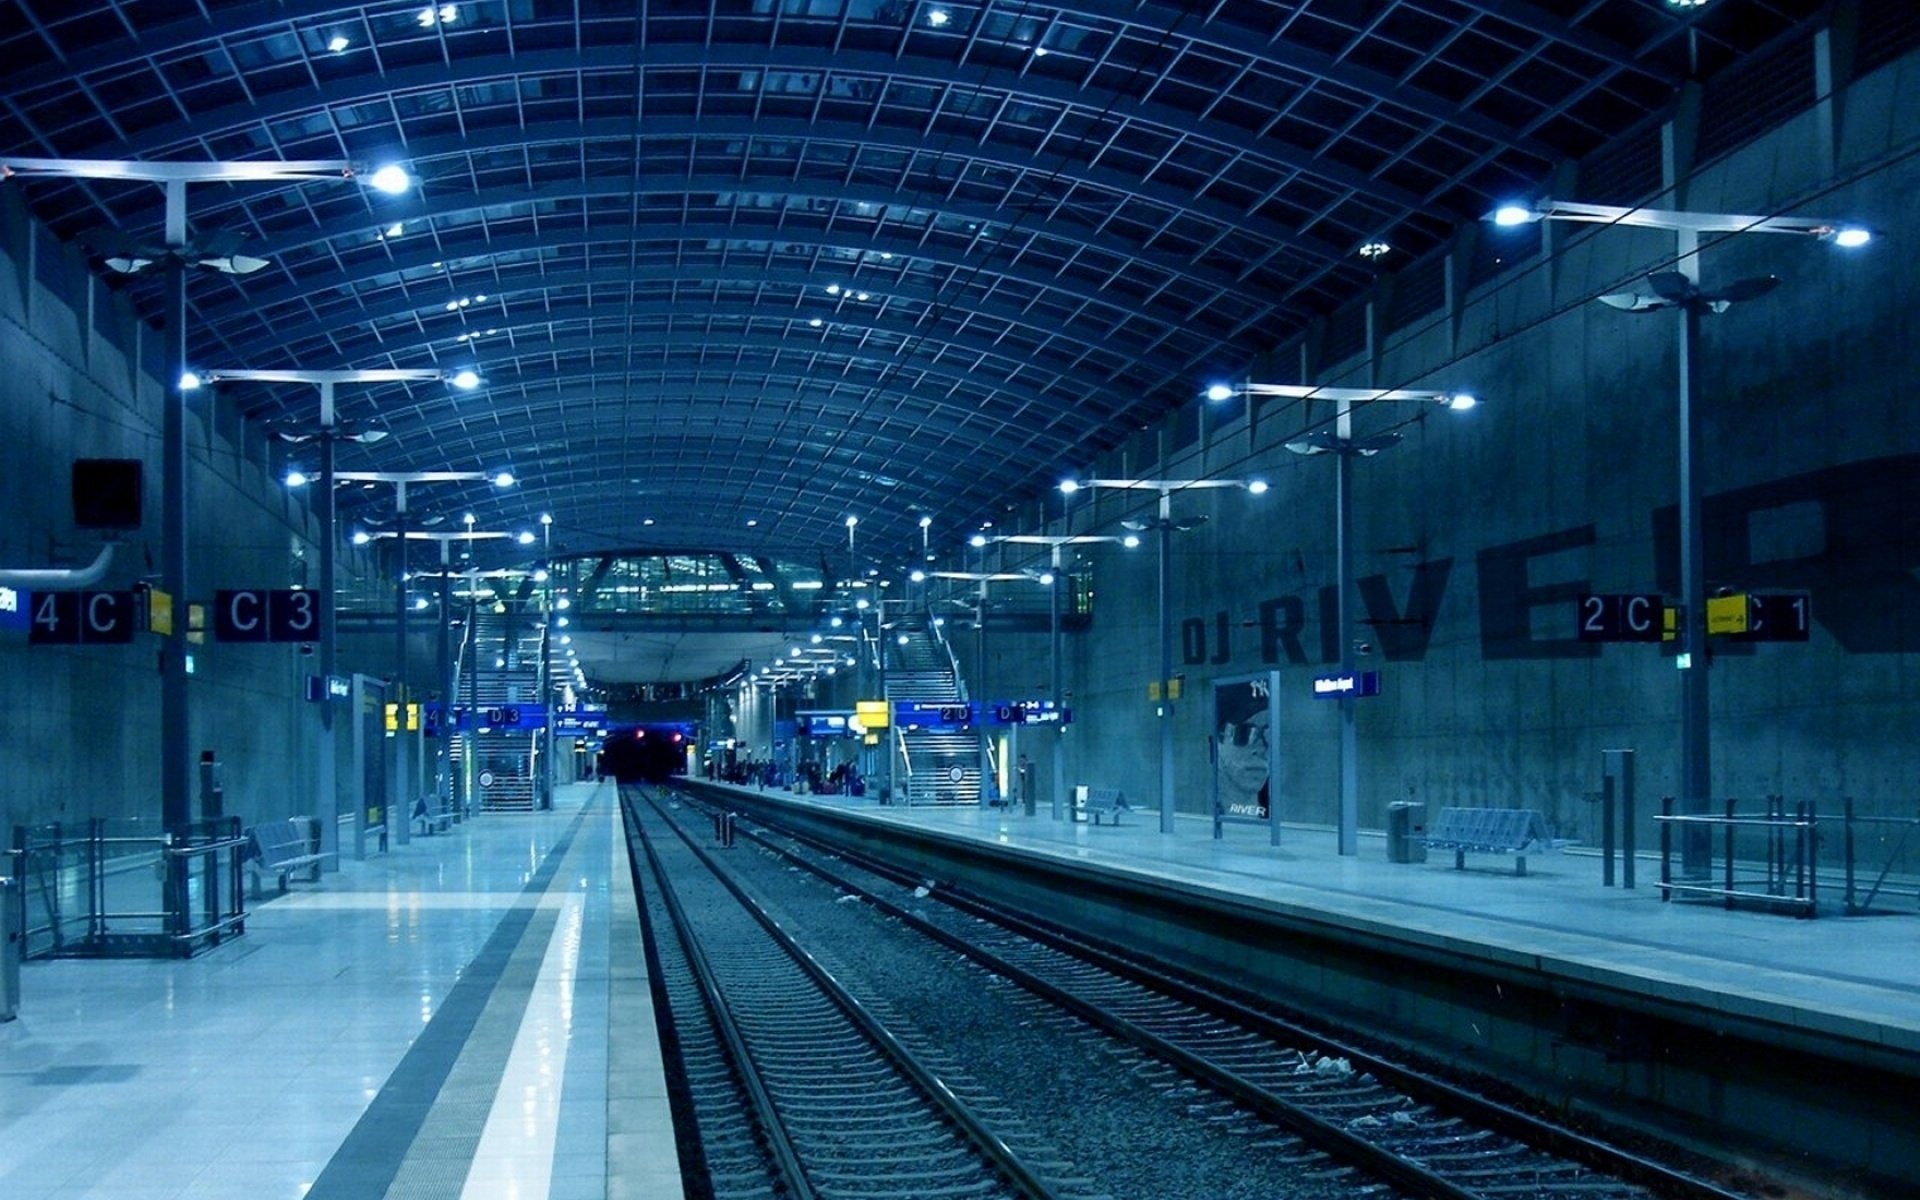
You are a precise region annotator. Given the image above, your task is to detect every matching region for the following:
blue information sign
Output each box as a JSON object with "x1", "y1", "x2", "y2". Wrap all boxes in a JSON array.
[{"x1": 1311, "y1": 671, "x2": 1381, "y2": 699}]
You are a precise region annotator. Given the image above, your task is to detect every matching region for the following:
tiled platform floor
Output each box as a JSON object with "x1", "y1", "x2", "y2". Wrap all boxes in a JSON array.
[{"x1": 0, "y1": 782, "x2": 679, "y2": 1200}]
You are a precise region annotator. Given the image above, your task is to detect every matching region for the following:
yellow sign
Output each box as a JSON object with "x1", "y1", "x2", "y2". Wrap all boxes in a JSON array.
[
  {"x1": 187, "y1": 602, "x2": 206, "y2": 644},
  {"x1": 384, "y1": 702, "x2": 421, "y2": 733},
  {"x1": 144, "y1": 588, "x2": 173, "y2": 635},
  {"x1": 1147, "y1": 677, "x2": 1184, "y2": 702},
  {"x1": 1663, "y1": 605, "x2": 1677, "y2": 642},
  {"x1": 1706, "y1": 593, "x2": 1750, "y2": 635},
  {"x1": 855, "y1": 699, "x2": 889, "y2": 729},
  {"x1": 1147, "y1": 681, "x2": 1160, "y2": 701}
]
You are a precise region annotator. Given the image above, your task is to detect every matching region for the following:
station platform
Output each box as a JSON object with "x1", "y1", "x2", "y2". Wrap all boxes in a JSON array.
[
  {"x1": 0, "y1": 782, "x2": 678, "y2": 1200},
  {"x1": 705, "y1": 783, "x2": 1920, "y2": 1054}
]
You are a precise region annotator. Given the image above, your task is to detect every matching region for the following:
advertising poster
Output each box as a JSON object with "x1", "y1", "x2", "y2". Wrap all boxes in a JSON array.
[{"x1": 1212, "y1": 670, "x2": 1281, "y2": 843}]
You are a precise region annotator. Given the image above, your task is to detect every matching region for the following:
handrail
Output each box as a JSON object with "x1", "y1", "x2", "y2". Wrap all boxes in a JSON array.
[{"x1": 930, "y1": 613, "x2": 967, "y2": 700}]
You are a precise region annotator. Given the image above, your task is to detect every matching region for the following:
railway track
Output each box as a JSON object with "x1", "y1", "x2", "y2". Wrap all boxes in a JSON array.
[{"x1": 632, "y1": 785, "x2": 1764, "y2": 1200}]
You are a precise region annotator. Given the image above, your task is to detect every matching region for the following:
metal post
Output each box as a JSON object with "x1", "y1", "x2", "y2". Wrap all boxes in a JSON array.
[
  {"x1": 159, "y1": 181, "x2": 191, "y2": 839},
  {"x1": 1335, "y1": 426, "x2": 1359, "y2": 855},
  {"x1": 1601, "y1": 766, "x2": 1616, "y2": 888},
  {"x1": 393, "y1": 484, "x2": 411, "y2": 845},
  {"x1": 1601, "y1": 749, "x2": 1636, "y2": 889},
  {"x1": 1050, "y1": 544, "x2": 1065, "y2": 822},
  {"x1": 540, "y1": 521, "x2": 553, "y2": 810},
  {"x1": 465, "y1": 569, "x2": 480, "y2": 817},
  {"x1": 316, "y1": 383, "x2": 339, "y2": 869},
  {"x1": 977, "y1": 578, "x2": 991, "y2": 807},
  {"x1": 1157, "y1": 492, "x2": 1175, "y2": 834},
  {"x1": 437, "y1": 539, "x2": 453, "y2": 817},
  {"x1": 1678, "y1": 297, "x2": 1712, "y2": 877},
  {"x1": 879, "y1": 606, "x2": 893, "y2": 804}
]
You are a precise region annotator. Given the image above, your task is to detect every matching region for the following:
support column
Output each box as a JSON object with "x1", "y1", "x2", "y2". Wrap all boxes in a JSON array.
[{"x1": 316, "y1": 385, "x2": 339, "y2": 868}]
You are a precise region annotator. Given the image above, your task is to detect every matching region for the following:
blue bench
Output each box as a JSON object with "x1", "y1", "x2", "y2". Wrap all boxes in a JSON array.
[
  {"x1": 1423, "y1": 807, "x2": 1557, "y2": 875},
  {"x1": 1079, "y1": 786, "x2": 1130, "y2": 826}
]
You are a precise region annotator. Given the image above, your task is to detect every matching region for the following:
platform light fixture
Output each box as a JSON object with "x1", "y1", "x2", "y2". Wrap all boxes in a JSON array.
[
  {"x1": 1485, "y1": 196, "x2": 1873, "y2": 875},
  {"x1": 1206, "y1": 381, "x2": 1476, "y2": 854},
  {"x1": 989, "y1": 532, "x2": 1140, "y2": 820},
  {"x1": 0, "y1": 155, "x2": 418, "y2": 864},
  {"x1": 1055, "y1": 476, "x2": 1268, "y2": 833}
]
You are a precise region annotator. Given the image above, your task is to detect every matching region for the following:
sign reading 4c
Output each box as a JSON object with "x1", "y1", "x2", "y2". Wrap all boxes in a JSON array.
[
  {"x1": 29, "y1": 590, "x2": 136, "y2": 644},
  {"x1": 213, "y1": 588, "x2": 319, "y2": 643}
]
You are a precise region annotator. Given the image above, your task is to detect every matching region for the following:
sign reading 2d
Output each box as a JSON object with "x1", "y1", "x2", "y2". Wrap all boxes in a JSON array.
[
  {"x1": 29, "y1": 590, "x2": 137, "y2": 644},
  {"x1": 213, "y1": 588, "x2": 319, "y2": 642}
]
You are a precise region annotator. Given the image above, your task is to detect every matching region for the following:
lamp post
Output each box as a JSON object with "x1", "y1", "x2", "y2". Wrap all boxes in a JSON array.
[
  {"x1": 0, "y1": 156, "x2": 407, "y2": 852},
  {"x1": 1209, "y1": 382, "x2": 1474, "y2": 854},
  {"x1": 359, "y1": 528, "x2": 512, "y2": 824},
  {"x1": 539, "y1": 514, "x2": 555, "y2": 808},
  {"x1": 989, "y1": 533, "x2": 1139, "y2": 820},
  {"x1": 204, "y1": 367, "x2": 479, "y2": 860},
  {"x1": 1058, "y1": 478, "x2": 1267, "y2": 834},
  {"x1": 1486, "y1": 197, "x2": 1871, "y2": 873},
  {"x1": 338, "y1": 469, "x2": 514, "y2": 839},
  {"x1": 933, "y1": 565, "x2": 1030, "y2": 807}
]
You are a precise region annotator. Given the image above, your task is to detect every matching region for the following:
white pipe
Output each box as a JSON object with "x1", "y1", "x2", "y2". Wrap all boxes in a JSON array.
[{"x1": 0, "y1": 543, "x2": 114, "y2": 589}]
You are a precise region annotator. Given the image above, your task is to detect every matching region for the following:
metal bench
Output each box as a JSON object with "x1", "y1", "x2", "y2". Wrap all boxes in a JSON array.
[
  {"x1": 244, "y1": 817, "x2": 327, "y2": 899},
  {"x1": 1080, "y1": 786, "x2": 1131, "y2": 826},
  {"x1": 1423, "y1": 807, "x2": 1556, "y2": 875},
  {"x1": 412, "y1": 794, "x2": 453, "y2": 836}
]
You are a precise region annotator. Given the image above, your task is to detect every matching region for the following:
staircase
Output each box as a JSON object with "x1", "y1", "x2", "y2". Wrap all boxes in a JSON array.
[
  {"x1": 888, "y1": 616, "x2": 984, "y2": 806},
  {"x1": 452, "y1": 609, "x2": 545, "y2": 813}
]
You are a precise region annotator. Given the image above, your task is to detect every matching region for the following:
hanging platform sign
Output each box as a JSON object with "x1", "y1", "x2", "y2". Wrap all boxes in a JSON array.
[{"x1": 1311, "y1": 671, "x2": 1380, "y2": 698}]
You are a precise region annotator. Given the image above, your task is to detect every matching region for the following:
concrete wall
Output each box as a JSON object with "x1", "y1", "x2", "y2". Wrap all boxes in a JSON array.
[
  {"x1": 0, "y1": 189, "x2": 377, "y2": 837},
  {"x1": 965, "y1": 41, "x2": 1920, "y2": 861}
]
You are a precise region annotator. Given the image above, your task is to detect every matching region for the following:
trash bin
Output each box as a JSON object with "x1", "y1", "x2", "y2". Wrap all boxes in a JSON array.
[
  {"x1": 1387, "y1": 802, "x2": 1427, "y2": 863},
  {"x1": 0, "y1": 876, "x2": 20, "y2": 1021}
]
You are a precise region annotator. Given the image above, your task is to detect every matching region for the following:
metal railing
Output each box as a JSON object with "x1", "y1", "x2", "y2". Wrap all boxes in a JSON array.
[
  {"x1": 12, "y1": 818, "x2": 248, "y2": 958},
  {"x1": 1842, "y1": 800, "x2": 1920, "y2": 914},
  {"x1": 1656, "y1": 797, "x2": 1818, "y2": 917}
]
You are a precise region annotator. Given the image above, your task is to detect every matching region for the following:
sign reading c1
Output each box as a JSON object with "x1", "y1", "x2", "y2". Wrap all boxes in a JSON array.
[{"x1": 213, "y1": 588, "x2": 319, "y2": 642}]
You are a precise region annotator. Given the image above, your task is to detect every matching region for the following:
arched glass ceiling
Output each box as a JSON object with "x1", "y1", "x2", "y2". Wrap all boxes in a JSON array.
[{"x1": 0, "y1": 0, "x2": 1827, "y2": 566}]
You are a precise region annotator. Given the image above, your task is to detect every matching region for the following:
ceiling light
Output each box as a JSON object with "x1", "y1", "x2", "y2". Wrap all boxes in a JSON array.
[
  {"x1": 367, "y1": 165, "x2": 412, "y2": 195},
  {"x1": 1247, "y1": 479, "x2": 1269, "y2": 495},
  {"x1": 179, "y1": 371, "x2": 203, "y2": 391},
  {"x1": 1491, "y1": 202, "x2": 1538, "y2": 227},
  {"x1": 928, "y1": 8, "x2": 951, "y2": 27},
  {"x1": 855, "y1": 291, "x2": 870, "y2": 301},
  {"x1": 327, "y1": 35, "x2": 351, "y2": 53},
  {"x1": 746, "y1": 518, "x2": 758, "y2": 527},
  {"x1": 352, "y1": 531, "x2": 371, "y2": 546},
  {"x1": 809, "y1": 318, "x2": 822, "y2": 328},
  {"x1": 284, "y1": 470, "x2": 309, "y2": 488},
  {"x1": 1827, "y1": 226, "x2": 1872, "y2": 248},
  {"x1": 969, "y1": 533, "x2": 987, "y2": 547},
  {"x1": 493, "y1": 471, "x2": 516, "y2": 487},
  {"x1": 642, "y1": 517, "x2": 655, "y2": 526},
  {"x1": 826, "y1": 283, "x2": 842, "y2": 295},
  {"x1": 1447, "y1": 392, "x2": 1479, "y2": 411},
  {"x1": 1122, "y1": 534, "x2": 1141, "y2": 548},
  {"x1": 516, "y1": 531, "x2": 535, "y2": 545},
  {"x1": 1204, "y1": 383, "x2": 1234, "y2": 402},
  {"x1": 1057, "y1": 479, "x2": 1079, "y2": 494},
  {"x1": 1358, "y1": 241, "x2": 1391, "y2": 260}
]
